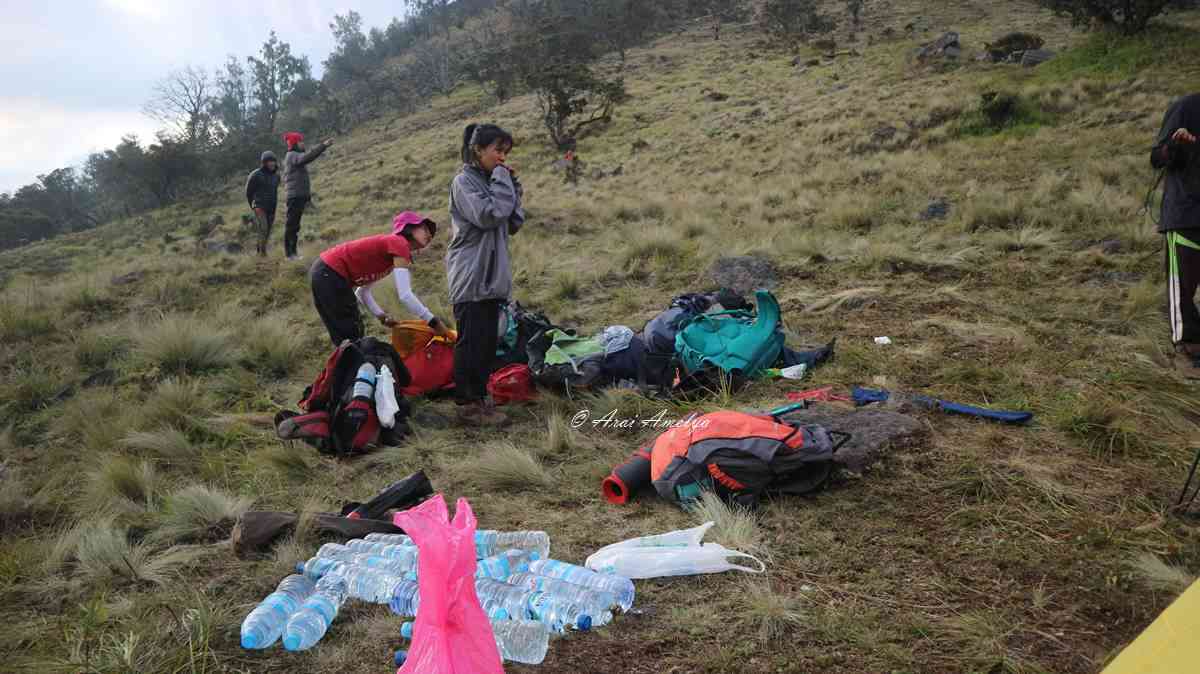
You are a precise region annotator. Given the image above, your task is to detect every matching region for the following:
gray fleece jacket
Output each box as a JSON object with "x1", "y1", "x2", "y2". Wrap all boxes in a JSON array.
[
  {"x1": 283, "y1": 142, "x2": 330, "y2": 199},
  {"x1": 446, "y1": 163, "x2": 525, "y2": 304}
]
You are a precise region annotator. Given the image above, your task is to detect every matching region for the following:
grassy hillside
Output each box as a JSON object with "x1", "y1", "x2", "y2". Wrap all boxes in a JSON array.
[{"x1": 5, "y1": 2, "x2": 1200, "y2": 672}]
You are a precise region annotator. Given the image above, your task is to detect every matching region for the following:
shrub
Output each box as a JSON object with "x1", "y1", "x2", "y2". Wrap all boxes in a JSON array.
[
  {"x1": 1035, "y1": 0, "x2": 1194, "y2": 35},
  {"x1": 757, "y1": 0, "x2": 836, "y2": 49},
  {"x1": 956, "y1": 93, "x2": 1055, "y2": 138}
]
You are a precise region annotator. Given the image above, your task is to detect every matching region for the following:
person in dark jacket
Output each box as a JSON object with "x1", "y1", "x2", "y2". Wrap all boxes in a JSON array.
[
  {"x1": 245, "y1": 151, "x2": 280, "y2": 257},
  {"x1": 1152, "y1": 94, "x2": 1200, "y2": 378},
  {"x1": 282, "y1": 132, "x2": 334, "y2": 260},
  {"x1": 446, "y1": 123, "x2": 525, "y2": 427}
]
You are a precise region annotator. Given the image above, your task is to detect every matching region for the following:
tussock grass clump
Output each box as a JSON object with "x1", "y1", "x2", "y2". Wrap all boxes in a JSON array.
[
  {"x1": 136, "y1": 315, "x2": 234, "y2": 375},
  {"x1": 85, "y1": 456, "x2": 159, "y2": 514},
  {"x1": 1130, "y1": 552, "x2": 1195, "y2": 594},
  {"x1": 152, "y1": 484, "x2": 252, "y2": 544},
  {"x1": 0, "y1": 465, "x2": 46, "y2": 531},
  {"x1": 53, "y1": 389, "x2": 131, "y2": 452},
  {"x1": 0, "y1": 303, "x2": 55, "y2": 343},
  {"x1": 258, "y1": 444, "x2": 315, "y2": 482},
  {"x1": 3, "y1": 365, "x2": 63, "y2": 412},
  {"x1": 456, "y1": 442, "x2": 553, "y2": 491},
  {"x1": 73, "y1": 329, "x2": 129, "y2": 370},
  {"x1": 620, "y1": 231, "x2": 685, "y2": 271},
  {"x1": 1051, "y1": 396, "x2": 1152, "y2": 460},
  {"x1": 122, "y1": 427, "x2": 195, "y2": 464},
  {"x1": 740, "y1": 580, "x2": 805, "y2": 643},
  {"x1": 66, "y1": 519, "x2": 205, "y2": 587},
  {"x1": 961, "y1": 190, "x2": 1026, "y2": 231},
  {"x1": 687, "y1": 491, "x2": 763, "y2": 556},
  {"x1": 141, "y1": 378, "x2": 210, "y2": 429},
  {"x1": 543, "y1": 412, "x2": 579, "y2": 456},
  {"x1": 239, "y1": 317, "x2": 306, "y2": 378}
]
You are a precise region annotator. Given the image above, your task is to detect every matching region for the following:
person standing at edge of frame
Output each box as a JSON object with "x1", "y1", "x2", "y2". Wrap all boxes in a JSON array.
[
  {"x1": 282, "y1": 131, "x2": 333, "y2": 260},
  {"x1": 446, "y1": 123, "x2": 524, "y2": 427},
  {"x1": 1152, "y1": 94, "x2": 1200, "y2": 378}
]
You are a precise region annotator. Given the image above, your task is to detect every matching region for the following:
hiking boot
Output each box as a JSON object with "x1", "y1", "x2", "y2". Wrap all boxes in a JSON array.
[
  {"x1": 1176, "y1": 351, "x2": 1200, "y2": 380},
  {"x1": 456, "y1": 401, "x2": 509, "y2": 427}
]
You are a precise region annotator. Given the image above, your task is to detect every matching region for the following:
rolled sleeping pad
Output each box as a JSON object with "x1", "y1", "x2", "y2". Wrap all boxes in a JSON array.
[{"x1": 602, "y1": 451, "x2": 652, "y2": 504}]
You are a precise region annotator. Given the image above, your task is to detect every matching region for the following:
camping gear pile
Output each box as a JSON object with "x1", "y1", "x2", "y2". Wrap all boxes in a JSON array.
[{"x1": 239, "y1": 494, "x2": 636, "y2": 669}]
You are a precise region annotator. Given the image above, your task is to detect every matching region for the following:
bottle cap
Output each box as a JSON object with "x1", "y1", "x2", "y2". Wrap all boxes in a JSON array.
[{"x1": 394, "y1": 649, "x2": 408, "y2": 666}]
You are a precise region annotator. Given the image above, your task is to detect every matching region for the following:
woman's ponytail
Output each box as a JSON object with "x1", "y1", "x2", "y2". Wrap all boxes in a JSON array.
[{"x1": 461, "y1": 123, "x2": 478, "y2": 164}]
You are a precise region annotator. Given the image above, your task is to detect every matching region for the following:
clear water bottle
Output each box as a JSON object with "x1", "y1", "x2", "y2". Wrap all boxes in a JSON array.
[
  {"x1": 327, "y1": 563, "x2": 405, "y2": 603},
  {"x1": 298, "y1": 550, "x2": 416, "y2": 581},
  {"x1": 240, "y1": 574, "x2": 315, "y2": 649},
  {"x1": 474, "y1": 578, "x2": 592, "y2": 632},
  {"x1": 529, "y1": 559, "x2": 634, "y2": 611},
  {"x1": 352, "y1": 363, "x2": 376, "y2": 400},
  {"x1": 364, "y1": 533, "x2": 413, "y2": 546},
  {"x1": 475, "y1": 549, "x2": 539, "y2": 580},
  {"x1": 389, "y1": 579, "x2": 510, "y2": 621},
  {"x1": 400, "y1": 619, "x2": 549, "y2": 665},
  {"x1": 507, "y1": 571, "x2": 622, "y2": 613},
  {"x1": 475, "y1": 530, "x2": 550, "y2": 559},
  {"x1": 282, "y1": 574, "x2": 348, "y2": 651},
  {"x1": 346, "y1": 539, "x2": 420, "y2": 566}
]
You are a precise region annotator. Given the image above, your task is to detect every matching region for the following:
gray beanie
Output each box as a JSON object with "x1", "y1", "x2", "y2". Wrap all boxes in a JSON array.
[{"x1": 260, "y1": 150, "x2": 277, "y2": 163}]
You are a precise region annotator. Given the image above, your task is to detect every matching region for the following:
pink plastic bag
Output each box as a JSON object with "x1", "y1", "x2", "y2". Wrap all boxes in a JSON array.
[{"x1": 393, "y1": 494, "x2": 502, "y2": 674}]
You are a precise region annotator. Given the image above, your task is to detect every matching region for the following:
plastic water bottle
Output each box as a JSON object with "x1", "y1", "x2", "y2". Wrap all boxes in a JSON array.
[
  {"x1": 475, "y1": 530, "x2": 551, "y2": 559},
  {"x1": 352, "y1": 363, "x2": 376, "y2": 400},
  {"x1": 282, "y1": 574, "x2": 348, "y2": 651},
  {"x1": 400, "y1": 619, "x2": 549, "y2": 665},
  {"x1": 394, "y1": 649, "x2": 408, "y2": 666},
  {"x1": 507, "y1": 571, "x2": 623, "y2": 613},
  {"x1": 298, "y1": 551, "x2": 415, "y2": 581},
  {"x1": 475, "y1": 549, "x2": 540, "y2": 579},
  {"x1": 529, "y1": 559, "x2": 635, "y2": 611},
  {"x1": 240, "y1": 575, "x2": 315, "y2": 649},
  {"x1": 474, "y1": 578, "x2": 593, "y2": 632},
  {"x1": 327, "y1": 563, "x2": 405, "y2": 603},
  {"x1": 346, "y1": 540, "x2": 420, "y2": 566},
  {"x1": 389, "y1": 579, "x2": 509, "y2": 620},
  {"x1": 363, "y1": 533, "x2": 413, "y2": 545}
]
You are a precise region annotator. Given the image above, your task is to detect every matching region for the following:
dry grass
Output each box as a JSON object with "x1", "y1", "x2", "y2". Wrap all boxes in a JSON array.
[
  {"x1": 1130, "y1": 552, "x2": 1195, "y2": 594},
  {"x1": 739, "y1": 580, "x2": 806, "y2": 644},
  {"x1": 122, "y1": 426, "x2": 195, "y2": 464},
  {"x1": 84, "y1": 456, "x2": 159, "y2": 514},
  {"x1": 687, "y1": 491, "x2": 764, "y2": 557},
  {"x1": 136, "y1": 315, "x2": 235, "y2": 375},
  {"x1": 453, "y1": 441, "x2": 555, "y2": 492},
  {"x1": 151, "y1": 484, "x2": 253, "y2": 544}
]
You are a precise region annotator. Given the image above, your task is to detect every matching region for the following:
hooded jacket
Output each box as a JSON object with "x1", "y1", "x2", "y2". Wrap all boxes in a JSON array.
[
  {"x1": 445, "y1": 164, "x2": 525, "y2": 304},
  {"x1": 1151, "y1": 94, "x2": 1200, "y2": 232},
  {"x1": 284, "y1": 141, "x2": 330, "y2": 199},
  {"x1": 245, "y1": 151, "x2": 280, "y2": 210}
]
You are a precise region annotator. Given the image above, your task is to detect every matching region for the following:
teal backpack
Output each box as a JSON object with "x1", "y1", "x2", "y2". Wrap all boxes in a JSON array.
[{"x1": 674, "y1": 289, "x2": 784, "y2": 380}]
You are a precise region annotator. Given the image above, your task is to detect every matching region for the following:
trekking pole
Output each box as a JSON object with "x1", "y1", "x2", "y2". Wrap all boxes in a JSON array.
[{"x1": 1175, "y1": 447, "x2": 1200, "y2": 512}]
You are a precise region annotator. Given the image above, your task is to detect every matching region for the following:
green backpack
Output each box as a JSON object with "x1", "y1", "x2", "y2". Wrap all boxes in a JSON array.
[{"x1": 674, "y1": 289, "x2": 784, "y2": 380}]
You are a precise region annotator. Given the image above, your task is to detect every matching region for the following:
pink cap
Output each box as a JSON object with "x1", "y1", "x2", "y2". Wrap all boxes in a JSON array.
[{"x1": 392, "y1": 211, "x2": 436, "y2": 237}]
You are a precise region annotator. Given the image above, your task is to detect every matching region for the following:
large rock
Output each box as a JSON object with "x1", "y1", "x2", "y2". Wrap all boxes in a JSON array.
[
  {"x1": 1021, "y1": 49, "x2": 1055, "y2": 68},
  {"x1": 916, "y1": 32, "x2": 960, "y2": 61},
  {"x1": 707, "y1": 256, "x2": 778, "y2": 294},
  {"x1": 780, "y1": 407, "x2": 926, "y2": 473},
  {"x1": 985, "y1": 32, "x2": 1044, "y2": 62}
]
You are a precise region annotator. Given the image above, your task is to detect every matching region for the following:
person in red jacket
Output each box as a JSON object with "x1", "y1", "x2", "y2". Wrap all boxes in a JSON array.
[{"x1": 310, "y1": 211, "x2": 450, "y2": 346}]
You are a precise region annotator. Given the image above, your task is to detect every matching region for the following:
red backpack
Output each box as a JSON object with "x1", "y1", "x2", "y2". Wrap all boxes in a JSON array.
[
  {"x1": 487, "y1": 364, "x2": 536, "y2": 405},
  {"x1": 277, "y1": 338, "x2": 410, "y2": 456}
]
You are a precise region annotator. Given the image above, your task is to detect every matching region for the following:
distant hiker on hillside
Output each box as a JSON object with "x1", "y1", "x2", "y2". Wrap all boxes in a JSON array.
[
  {"x1": 1152, "y1": 94, "x2": 1200, "y2": 378},
  {"x1": 282, "y1": 132, "x2": 334, "y2": 260},
  {"x1": 447, "y1": 123, "x2": 525, "y2": 427},
  {"x1": 245, "y1": 151, "x2": 280, "y2": 257},
  {"x1": 309, "y1": 211, "x2": 449, "y2": 347}
]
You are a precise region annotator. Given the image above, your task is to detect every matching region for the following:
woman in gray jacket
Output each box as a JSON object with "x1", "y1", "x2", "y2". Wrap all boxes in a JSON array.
[{"x1": 447, "y1": 123, "x2": 524, "y2": 426}]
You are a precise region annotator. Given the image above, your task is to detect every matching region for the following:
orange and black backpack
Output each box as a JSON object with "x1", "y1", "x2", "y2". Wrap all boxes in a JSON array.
[{"x1": 648, "y1": 410, "x2": 847, "y2": 508}]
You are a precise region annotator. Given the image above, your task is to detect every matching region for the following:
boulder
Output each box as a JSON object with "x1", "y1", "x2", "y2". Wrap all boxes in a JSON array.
[
  {"x1": 707, "y1": 255, "x2": 779, "y2": 294},
  {"x1": 916, "y1": 31, "x2": 961, "y2": 61},
  {"x1": 780, "y1": 407, "x2": 926, "y2": 473},
  {"x1": 1021, "y1": 48, "x2": 1055, "y2": 68}
]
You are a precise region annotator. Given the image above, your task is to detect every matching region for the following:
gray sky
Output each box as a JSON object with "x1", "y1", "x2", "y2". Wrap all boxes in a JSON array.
[{"x1": 1, "y1": 0, "x2": 405, "y2": 194}]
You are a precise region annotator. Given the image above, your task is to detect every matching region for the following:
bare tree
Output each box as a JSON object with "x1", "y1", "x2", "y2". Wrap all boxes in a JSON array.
[{"x1": 143, "y1": 66, "x2": 215, "y2": 146}]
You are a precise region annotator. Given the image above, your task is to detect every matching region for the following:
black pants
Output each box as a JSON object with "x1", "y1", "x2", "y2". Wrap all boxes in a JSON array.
[
  {"x1": 311, "y1": 259, "x2": 363, "y2": 346},
  {"x1": 453, "y1": 299, "x2": 503, "y2": 404},
  {"x1": 1167, "y1": 231, "x2": 1200, "y2": 346},
  {"x1": 285, "y1": 196, "x2": 309, "y2": 257},
  {"x1": 254, "y1": 207, "x2": 276, "y2": 255}
]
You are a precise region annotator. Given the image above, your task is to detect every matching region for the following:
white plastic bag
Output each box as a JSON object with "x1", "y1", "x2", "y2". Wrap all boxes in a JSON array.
[
  {"x1": 780, "y1": 364, "x2": 807, "y2": 380},
  {"x1": 375, "y1": 365, "x2": 400, "y2": 428},
  {"x1": 585, "y1": 522, "x2": 765, "y2": 579}
]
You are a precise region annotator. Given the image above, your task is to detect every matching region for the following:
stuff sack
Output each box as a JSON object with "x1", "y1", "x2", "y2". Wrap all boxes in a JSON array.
[
  {"x1": 674, "y1": 289, "x2": 784, "y2": 382},
  {"x1": 487, "y1": 364, "x2": 536, "y2": 405},
  {"x1": 393, "y1": 494, "x2": 503, "y2": 674},
  {"x1": 400, "y1": 338, "x2": 456, "y2": 397},
  {"x1": 648, "y1": 410, "x2": 841, "y2": 508}
]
